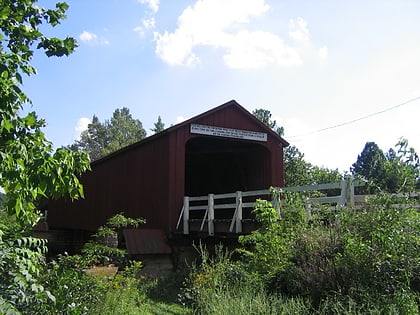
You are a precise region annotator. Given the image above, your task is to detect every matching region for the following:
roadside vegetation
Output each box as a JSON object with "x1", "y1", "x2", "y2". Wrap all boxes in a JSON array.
[
  {"x1": 180, "y1": 191, "x2": 419, "y2": 314},
  {"x1": 1, "y1": 0, "x2": 419, "y2": 314},
  {"x1": 3, "y1": 189, "x2": 418, "y2": 314}
]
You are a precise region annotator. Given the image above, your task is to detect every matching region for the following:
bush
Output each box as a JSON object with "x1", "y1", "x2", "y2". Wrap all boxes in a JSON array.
[
  {"x1": 335, "y1": 193, "x2": 420, "y2": 296},
  {"x1": 27, "y1": 254, "x2": 106, "y2": 315},
  {"x1": 237, "y1": 193, "x2": 308, "y2": 284},
  {"x1": 270, "y1": 222, "x2": 342, "y2": 304},
  {"x1": 180, "y1": 243, "x2": 252, "y2": 307},
  {"x1": 92, "y1": 269, "x2": 145, "y2": 315},
  {"x1": 259, "y1": 191, "x2": 420, "y2": 311},
  {"x1": 172, "y1": 188, "x2": 420, "y2": 313},
  {"x1": 0, "y1": 212, "x2": 55, "y2": 314}
]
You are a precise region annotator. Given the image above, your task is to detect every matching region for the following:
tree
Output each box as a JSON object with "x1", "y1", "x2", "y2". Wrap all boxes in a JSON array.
[
  {"x1": 283, "y1": 145, "x2": 312, "y2": 187},
  {"x1": 0, "y1": 1, "x2": 90, "y2": 312},
  {"x1": 103, "y1": 107, "x2": 146, "y2": 156},
  {"x1": 70, "y1": 115, "x2": 108, "y2": 161},
  {"x1": 253, "y1": 108, "x2": 342, "y2": 187},
  {"x1": 72, "y1": 107, "x2": 146, "y2": 160},
  {"x1": 351, "y1": 139, "x2": 419, "y2": 193},
  {"x1": 384, "y1": 139, "x2": 419, "y2": 192},
  {"x1": 252, "y1": 108, "x2": 284, "y2": 136},
  {"x1": 151, "y1": 115, "x2": 165, "y2": 134},
  {"x1": 351, "y1": 142, "x2": 386, "y2": 187}
]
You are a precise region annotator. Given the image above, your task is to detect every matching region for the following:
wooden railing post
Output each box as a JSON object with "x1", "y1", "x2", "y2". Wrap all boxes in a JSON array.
[
  {"x1": 235, "y1": 191, "x2": 243, "y2": 233},
  {"x1": 338, "y1": 179, "x2": 347, "y2": 207},
  {"x1": 208, "y1": 194, "x2": 214, "y2": 236},
  {"x1": 348, "y1": 176, "x2": 355, "y2": 207},
  {"x1": 183, "y1": 196, "x2": 189, "y2": 235}
]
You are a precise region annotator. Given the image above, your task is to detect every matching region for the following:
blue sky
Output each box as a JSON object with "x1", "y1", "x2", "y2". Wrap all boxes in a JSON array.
[{"x1": 24, "y1": 0, "x2": 420, "y2": 172}]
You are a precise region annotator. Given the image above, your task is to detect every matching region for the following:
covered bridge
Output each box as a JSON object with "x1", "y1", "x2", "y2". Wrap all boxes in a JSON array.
[{"x1": 48, "y1": 100, "x2": 289, "y2": 240}]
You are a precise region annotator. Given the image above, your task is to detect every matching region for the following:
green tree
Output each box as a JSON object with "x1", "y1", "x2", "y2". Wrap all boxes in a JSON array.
[
  {"x1": 72, "y1": 107, "x2": 146, "y2": 160},
  {"x1": 252, "y1": 108, "x2": 284, "y2": 136},
  {"x1": 253, "y1": 109, "x2": 342, "y2": 187},
  {"x1": 284, "y1": 145, "x2": 311, "y2": 187},
  {"x1": 103, "y1": 107, "x2": 146, "y2": 155},
  {"x1": 383, "y1": 139, "x2": 420, "y2": 192},
  {"x1": 0, "y1": 1, "x2": 90, "y2": 312},
  {"x1": 151, "y1": 115, "x2": 165, "y2": 134},
  {"x1": 71, "y1": 115, "x2": 108, "y2": 161},
  {"x1": 351, "y1": 139, "x2": 419, "y2": 193},
  {"x1": 351, "y1": 142, "x2": 386, "y2": 191}
]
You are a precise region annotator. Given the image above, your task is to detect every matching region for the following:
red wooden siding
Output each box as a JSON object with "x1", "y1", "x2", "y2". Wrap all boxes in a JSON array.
[{"x1": 48, "y1": 100, "x2": 288, "y2": 234}]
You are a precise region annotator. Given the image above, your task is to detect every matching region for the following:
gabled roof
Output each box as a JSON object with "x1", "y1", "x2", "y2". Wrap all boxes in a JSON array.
[{"x1": 93, "y1": 99, "x2": 289, "y2": 165}]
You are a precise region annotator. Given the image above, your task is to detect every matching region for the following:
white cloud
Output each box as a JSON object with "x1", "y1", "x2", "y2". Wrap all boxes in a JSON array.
[
  {"x1": 134, "y1": 17, "x2": 156, "y2": 36},
  {"x1": 134, "y1": 0, "x2": 159, "y2": 37},
  {"x1": 288, "y1": 17, "x2": 310, "y2": 42},
  {"x1": 74, "y1": 117, "x2": 90, "y2": 139},
  {"x1": 138, "y1": 0, "x2": 159, "y2": 13},
  {"x1": 318, "y1": 46, "x2": 328, "y2": 60},
  {"x1": 154, "y1": 30, "x2": 199, "y2": 66},
  {"x1": 154, "y1": 0, "x2": 308, "y2": 69},
  {"x1": 224, "y1": 30, "x2": 302, "y2": 69},
  {"x1": 79, "y1": 31, "x2": 110, "y2": 46},
  {"x1": 143, "y1": 17, "x2": 155, "y2": 30},
  {"x1": 79, "y1": 31, "x2": 97, "y2": 42}
]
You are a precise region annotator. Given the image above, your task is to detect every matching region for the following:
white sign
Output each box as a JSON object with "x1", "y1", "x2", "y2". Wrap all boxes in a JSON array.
[{"x1": 190, "y1": 124, "x2": 267, "y2": 142}]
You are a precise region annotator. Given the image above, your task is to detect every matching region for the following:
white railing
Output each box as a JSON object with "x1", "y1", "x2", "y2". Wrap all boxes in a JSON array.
[
  {"x1": 176, "y1": 189, "x2": 275, "y2": 235},
  {"x1": 176, "y1": 177, "x2": 367, "y2": 235}
]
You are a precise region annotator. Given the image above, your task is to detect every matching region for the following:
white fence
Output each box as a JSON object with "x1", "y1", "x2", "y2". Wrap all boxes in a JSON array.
[{"x1": 176, "y1": 177, "x2": 367, "y2": 236}]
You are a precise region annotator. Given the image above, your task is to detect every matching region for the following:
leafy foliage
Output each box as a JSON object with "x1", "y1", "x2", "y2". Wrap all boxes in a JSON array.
[
  {"x1": 252, "y1": 108, "x2": 284, "y2": 136},
  {"x1": 0, "y1": 0, "x2": 90, "y2": 223},
  {"x1": 0, "y1": 192, "x2": 6, "y2": 209},
  {"x1": 180, "y1": 243, "x2": 255, "y2": 308},
  {"x1": 151, "y1": 115, "x2": 165, "y2": 134},
  {"x1": 30, "y1": 254, "x2": 106, "y2": 315},
  {"x1": 81, "y1": 213, "x2": 145, "y2": 267},
  {"x1": 336, "y1": 193, "x2": 420, "y2": 296},
  {"x1": 252, "y1": 108, "x2": 343, "y2": 187},
  {"x1": 351, "y1": 139, "x2": 420, "y2": 193},
  {"x1": 0, "y1": 0, "x2": 90, "y2": 312},
  {"x1": 0, "y1": 212, "x2": 53, "y2": 314},
  {"x1": 70, "y1": 107, "x2": 147, "y2": 160},
  {"x1": 237, "y1": 195, "x2": 307, "y2": 283},
  {"x1": 184, "y1": 187, "x2": 420, "y2": 314}
]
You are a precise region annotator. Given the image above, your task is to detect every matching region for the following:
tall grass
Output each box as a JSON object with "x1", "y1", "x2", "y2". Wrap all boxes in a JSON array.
[
  {"x1": 182, "y1": 192, "x2": 420, "y2": 314},
  {"x1": 29, "y1": 191, "x2": 419, "y2": 314},
  {"x1": 193, "y1": 284, "x2": 312, "y2": 315},
  {"x1": 93, "y1": 271, "x2": 191, "y2": 315}
]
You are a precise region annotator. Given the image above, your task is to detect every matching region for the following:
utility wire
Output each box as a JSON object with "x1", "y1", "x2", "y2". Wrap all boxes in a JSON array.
[{"x1": 287, "y1": 95, "x2": 420, "y2": 139}]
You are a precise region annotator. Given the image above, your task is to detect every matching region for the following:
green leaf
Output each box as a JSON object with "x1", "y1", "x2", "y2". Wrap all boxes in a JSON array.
[{"x1": 1, "y1": 119, "x2": 13, "y2": 132}]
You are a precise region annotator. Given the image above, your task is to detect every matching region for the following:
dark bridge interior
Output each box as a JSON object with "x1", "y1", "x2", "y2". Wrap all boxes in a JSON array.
[{"x1": 184, "y1": 137, "x2": 270, "y2": 197}]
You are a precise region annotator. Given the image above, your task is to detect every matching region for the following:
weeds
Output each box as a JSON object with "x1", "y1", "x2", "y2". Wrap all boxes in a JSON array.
[{"x1": 182, "y1": 191, "x2": 420, "y2": 314}]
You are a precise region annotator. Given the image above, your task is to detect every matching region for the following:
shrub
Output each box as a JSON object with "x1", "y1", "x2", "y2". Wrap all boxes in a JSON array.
[
  {"x1": 236, "y1": 190, "x2": 420, "y2": 311},
  {"x1": 26, "y1": 254, "x2": 106, "y2": 315},
  {"x1": 237, "y1": 193, "x2": 307, "y2": 284},
  {"x1": 0, "y1": 212, "x2": 55, "y2": 314},
  {"x1": 180, "y1": 243, "x2": 253, "y2": 307},
  {"x1": 334, "y1": 193, "x2": 420, "y2": 299},
  {"x1": 81, "y1": 212, "x2": 145, "y2": 267},
  {"x1": 270, "y1": 221, "x2": 342, "y2": 305},
  {"x1": 92, "y1": 262, "x2": 146, "y2": 315}
]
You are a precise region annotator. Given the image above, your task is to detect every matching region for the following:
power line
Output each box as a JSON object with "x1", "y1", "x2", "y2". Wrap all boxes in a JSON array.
[{"x1": 287, "y1": 96, "x2": 420, "y2": 139}]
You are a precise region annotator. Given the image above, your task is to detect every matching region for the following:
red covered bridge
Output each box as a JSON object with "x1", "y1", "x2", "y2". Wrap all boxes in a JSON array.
[{"x1": 48, "y1": 100, "x2": 288, "y2": 249}]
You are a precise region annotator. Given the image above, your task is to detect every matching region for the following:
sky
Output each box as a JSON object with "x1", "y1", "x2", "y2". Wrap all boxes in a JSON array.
[{"x1": 24, "y1": 0, "x2": 420, "y2": 173}]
